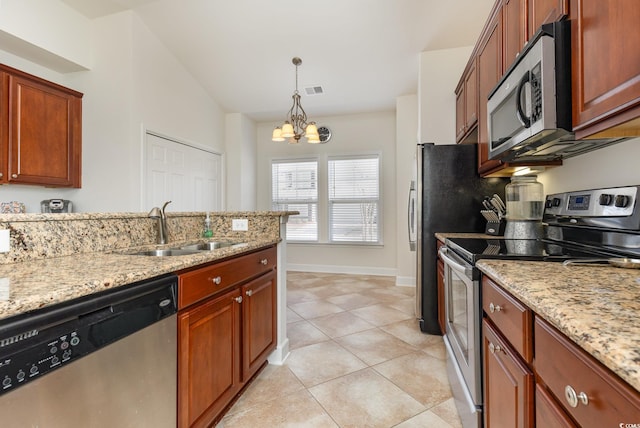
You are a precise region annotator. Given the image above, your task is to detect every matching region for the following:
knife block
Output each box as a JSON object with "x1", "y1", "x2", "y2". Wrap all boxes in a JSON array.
[{"x1": 485, "y1": 219, "x2": 506, "y2": 236}]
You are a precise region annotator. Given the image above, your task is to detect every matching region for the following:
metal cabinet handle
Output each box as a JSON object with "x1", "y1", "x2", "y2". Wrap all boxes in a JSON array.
[
  {"x1": 11, "y1": 174, "x2": 17, "y2": 179},
  {"x1": 260, "y1": 259, "x2": 268, "y2": 265},
  {"x1": 489, "y1": 303, "x2": 502, "y2": 313},
  {"x1": 488, "y1": 342, "x2": 502, "y2": 354},
  {"x1": 564, "y1": 385, "x2": 588, "y2": 408},
  {"x1": 211, "y1": 276, "x2": 221, "y2": 285},
  {"x1": 246, "y1": 289, "x2": 253, "y2": 297},
  {"x1": 234, "y1": 296, "x2": 243, "y2": 303}
]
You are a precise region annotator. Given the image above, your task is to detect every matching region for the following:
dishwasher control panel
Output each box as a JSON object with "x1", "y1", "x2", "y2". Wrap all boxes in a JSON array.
[{"x1": 0, "y1": 322, "x2": 91, "y2": 395}]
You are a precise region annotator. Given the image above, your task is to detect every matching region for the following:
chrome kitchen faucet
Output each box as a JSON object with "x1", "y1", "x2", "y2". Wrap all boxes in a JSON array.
[{"x1": 148, "y1": 201, "x2": 172, "y2": 244}]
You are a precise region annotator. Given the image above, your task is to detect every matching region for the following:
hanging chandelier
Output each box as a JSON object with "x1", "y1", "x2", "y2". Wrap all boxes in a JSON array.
[{"x1": 271, "y1": 57, "x2": 320, "y2": 144}]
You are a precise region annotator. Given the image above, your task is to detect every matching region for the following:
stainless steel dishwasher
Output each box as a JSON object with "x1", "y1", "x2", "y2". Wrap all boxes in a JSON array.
[{"x1": 0, "y1": 274, "x2": 177, "y2": 427}]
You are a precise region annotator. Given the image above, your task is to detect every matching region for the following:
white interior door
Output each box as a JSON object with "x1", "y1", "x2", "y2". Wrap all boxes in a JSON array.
[{"x1": 144, "y1": 132, "x2": 222, "y2": 212}]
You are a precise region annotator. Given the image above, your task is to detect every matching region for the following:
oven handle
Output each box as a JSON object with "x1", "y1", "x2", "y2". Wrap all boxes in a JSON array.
[{"x1": 438, "y1": 247, "x2": 473, "y2": 278}]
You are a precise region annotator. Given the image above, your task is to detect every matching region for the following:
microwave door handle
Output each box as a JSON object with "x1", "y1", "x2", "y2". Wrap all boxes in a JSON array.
[{"x1": 516, "y1": 71, "x2": 531, "y2": 128}]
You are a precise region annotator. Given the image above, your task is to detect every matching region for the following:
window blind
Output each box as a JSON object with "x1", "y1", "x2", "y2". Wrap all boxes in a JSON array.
[{"x1": 272, "y1": 160, "x2": 318, "y2": 241}]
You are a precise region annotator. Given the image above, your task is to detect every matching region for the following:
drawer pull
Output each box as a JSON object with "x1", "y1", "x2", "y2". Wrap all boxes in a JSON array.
[
  {"x1": 11, "y1": 174, "x2": 18, "y2": 179},
  {"x1": 564, "y1": 385, "x2": 589, "y2": 408},
  {"x1": 488, "y1": 342, "x2": 502, "y2": 354},
  {"x1": 260, "y1": 259, "x2": 268, "y2": 265},
  {"x1": 234, "y1": 296, "x2": 243, "y2": 303},
  {"x1": 211, "y1": 276, "x2": 222, "y2": 285},
  {"x1": 489, "y1": 303, "x2": 502, "y2": 313},
  {"x1": 246, "y1": 289, "x2": 253, "y2": 297}
]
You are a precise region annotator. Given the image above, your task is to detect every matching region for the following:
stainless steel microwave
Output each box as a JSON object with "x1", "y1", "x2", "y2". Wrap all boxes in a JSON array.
[{"x1": 487, "y1": 21, "x2": 628, "y2": 162}]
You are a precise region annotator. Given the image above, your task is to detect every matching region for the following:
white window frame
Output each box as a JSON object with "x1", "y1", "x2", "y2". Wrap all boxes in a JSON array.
[
  {"x1": 327, "y1": 154, "x2": 382, "y2": 245},
  {"x1": 271, "y1": 158, "x2": 319, "y2": 242}
]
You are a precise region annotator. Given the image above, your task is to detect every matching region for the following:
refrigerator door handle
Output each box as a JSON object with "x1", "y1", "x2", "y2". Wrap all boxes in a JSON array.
[{"x1": 408, "y1": 181, "x2": 416, "y2": 251}]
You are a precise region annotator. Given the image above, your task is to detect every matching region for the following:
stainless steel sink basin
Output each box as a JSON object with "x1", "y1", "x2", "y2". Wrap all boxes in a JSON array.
[
  {"x1": 179, "y1": 242, "x2": 245, "y2": 251},
  {"x1": 126, "y1": 249, "x2": 202, "y2": 257}
]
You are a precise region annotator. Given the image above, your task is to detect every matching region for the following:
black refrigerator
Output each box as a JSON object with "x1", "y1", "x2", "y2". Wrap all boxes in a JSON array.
[{"x1": 409, "y1": 143, "x2": 508, "y2": 335}]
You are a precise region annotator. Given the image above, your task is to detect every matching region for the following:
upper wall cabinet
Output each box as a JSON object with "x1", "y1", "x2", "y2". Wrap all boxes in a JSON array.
[
  {"x1": 528, "y1": 0, "x2": 569, "y2": 39},
  {"x1": 455, "y1": 58, "x2": 478, "y2": 143},
  {"x1": 0, "y1": 64, "x2": 83, "y2": 188},
  {"x1": 570, "y1": 0, "x2": 640, "y2": 139}
]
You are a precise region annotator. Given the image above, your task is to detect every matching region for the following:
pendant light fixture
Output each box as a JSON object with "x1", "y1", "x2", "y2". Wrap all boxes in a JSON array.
[{"x1": 272, "y1": 57, "x2": 321, "y2": 144}]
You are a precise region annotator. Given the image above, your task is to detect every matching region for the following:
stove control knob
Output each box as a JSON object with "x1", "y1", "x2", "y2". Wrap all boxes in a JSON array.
[
  {"x1": 614, "y1": 195, "x2": 630, "y2": 208},
  {"x1": 545, "y1": 199, "x2": 553, "y2": 209},
  {"x1": 599, "y1": 194, "x2": 613, "y2": 206},
  {"x1": 552, "y1": 197, "x2": 561, "y2": 207}
]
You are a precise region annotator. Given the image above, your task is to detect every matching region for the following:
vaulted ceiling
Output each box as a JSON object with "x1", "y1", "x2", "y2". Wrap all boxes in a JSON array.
[{"x1": 63, "y1": 0, "x2": 494, "y2": 121}]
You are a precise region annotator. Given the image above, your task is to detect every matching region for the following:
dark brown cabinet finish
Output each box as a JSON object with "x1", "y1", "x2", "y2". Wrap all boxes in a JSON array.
[
  {"x1": 477, "y1": 6, "x2": 504, "y2": 175},
  {"x1": 527, "y1": 0, "x2": 568, "y2": 38},
  {"x1": 436, "y1": 241, "x2": 445, "y2": 335},
  {"x1": 177, "y1": 246, "x2": 278, "y2": 428},
  {"x1": 570, "y1": 0, "x2": 640, "y2": 138},
  {"x1": 535, "y1": 383, "x2": 578, "y2": 428},
  {"x1": 455, "y1": 59, "x2": 478, "y2": 143},
  {"x1": 0, "y1": 64, "x2": 82, "y2": 188},
  {"x1": 502, "y1": 0, "x2": 528, "y2": 71},
  {"x1": 178, "y1": 288, "x2": 242, "y2": 428},
  {"x1": 534, "y1": 317, "x2": 640, "y2": 428},
  {"x1": 483, "y1": 319, "x2": 534, "y2": 428}
]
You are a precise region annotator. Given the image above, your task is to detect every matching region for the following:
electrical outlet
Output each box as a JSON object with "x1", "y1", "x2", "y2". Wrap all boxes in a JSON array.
[
  {"x1": 0, "y1": 230, "x2": 9, "y2": 253},
  {"x1": 232, "y1": 219, "x2": 248, "y2": 231}
]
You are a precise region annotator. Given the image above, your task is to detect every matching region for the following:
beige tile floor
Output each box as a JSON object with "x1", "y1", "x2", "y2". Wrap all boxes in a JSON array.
[{"x1": 217, "y1": 272, "x2": 462, "y2": 428}]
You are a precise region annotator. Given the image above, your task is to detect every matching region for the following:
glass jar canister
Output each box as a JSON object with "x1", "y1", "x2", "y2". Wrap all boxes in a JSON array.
[{"x1": 505, "y1": 176, "x2": 544, "y2": 220}]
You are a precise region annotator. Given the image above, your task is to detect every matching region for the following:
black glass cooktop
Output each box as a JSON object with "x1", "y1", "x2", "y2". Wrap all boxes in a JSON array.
[{"x1": 445, "y1": 237, "x2": 611, "y2": 265}]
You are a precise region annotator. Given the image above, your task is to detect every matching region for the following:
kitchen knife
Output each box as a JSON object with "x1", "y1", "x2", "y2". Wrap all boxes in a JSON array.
[{"x1": 492, "y1": 194, "x2": 507, "y2": 213}]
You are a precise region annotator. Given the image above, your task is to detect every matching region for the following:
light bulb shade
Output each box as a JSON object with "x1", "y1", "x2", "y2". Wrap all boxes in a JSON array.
[
  {"x1": 271, "y1": 127, "x2": 285, "y2": 142},
  {"x1": 281, "y1": 122, "x2": 295, "y2": 138},
  {"x1": 307, "y1": 134, "x2": 321, "y2": 144},
  {"x1": 305, "y1": 123, "x2": 318, "y2": 137}
]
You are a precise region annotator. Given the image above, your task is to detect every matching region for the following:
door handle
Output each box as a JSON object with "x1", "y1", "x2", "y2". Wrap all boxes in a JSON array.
[{"x1": 516, "y1": 71, "x2": 531, "y2": 128}]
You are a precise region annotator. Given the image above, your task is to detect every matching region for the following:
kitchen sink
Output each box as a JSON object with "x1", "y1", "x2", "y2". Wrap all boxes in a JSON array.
[
  {"x1": 125, "y1": 249, "x2": 202, "y2": 257},
  {"x1": 179, "y1": 242, "x2": 246, "y2": 251}
]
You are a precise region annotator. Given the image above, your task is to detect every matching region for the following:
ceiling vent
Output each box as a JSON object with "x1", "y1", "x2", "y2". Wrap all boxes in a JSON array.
[{"x1": 304, "y1": 85, "x2": 324, "y2": 96}]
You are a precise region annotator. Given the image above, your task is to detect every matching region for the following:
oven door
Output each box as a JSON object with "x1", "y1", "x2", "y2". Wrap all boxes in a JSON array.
[{"x1": 438, "y1": 247, "x2": 482, "y2": 411}]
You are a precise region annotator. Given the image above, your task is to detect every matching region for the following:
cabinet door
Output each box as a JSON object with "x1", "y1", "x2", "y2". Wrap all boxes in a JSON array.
[
  {"x1": 483, "y1": 319, "x2": 534, "y2": 428},
  {"x1": 527, "y1": 0, "x2": 568, "y2": 38},
  {"x1": 7, "y1": 73, "x2": 82, "y2": 187},
  {"x1": 536, "y1": 384, "x2": 578, "y2": 428},
  {"x1": 465, "y1": 60, "x2": 478, "y2": 130},
  {"x1": 436, "y1": 257, "x2": 445, "y2": 335},
  {"x1": 0, "y1": 72, "x2": 7, "y2": 183},
  {"x1": 242, "y1": 270, "x2": 277, "y2": 381},
  {"x1": 456, "y1": 85, "x2": 466, "y2": 141},
  {"x1": 503, "y1": 0, "x2": 528, "y2": 71},
  {"x1": 178, "y1": 288, "x2": 242, "y2": 428},
  {"x1": 477, "y1": 9, "x2": 504, "y2": 174},
  {"x1": 571, "y1": 0, "x2": 640, "y2": 137}
]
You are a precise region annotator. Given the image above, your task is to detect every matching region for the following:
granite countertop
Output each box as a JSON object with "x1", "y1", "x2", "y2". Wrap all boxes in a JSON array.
[
  {"x1": 477, "y1": 259, "x2": 640, "y2": 393},
  {"x1": 435, "y1": 232, "x2": 500, "y2": 242},
  {"x1": 0, "y1": 238, "x2": 278, "y2": 322}
]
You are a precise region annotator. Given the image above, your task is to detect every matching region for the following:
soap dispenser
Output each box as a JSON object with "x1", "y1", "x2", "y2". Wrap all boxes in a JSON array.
[{"x1": 203, "y1": 212, "x2": 213, "y2": 238}]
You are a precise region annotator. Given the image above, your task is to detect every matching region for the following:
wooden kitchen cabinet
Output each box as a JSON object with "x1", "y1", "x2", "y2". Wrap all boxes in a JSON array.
[
  {"x1": 483, "y1": 319, "x2": 534, "y2": 428},
  {"x1": 455, "y1": 59, "x2": 478, "y2": 143},
  {"x1": 476, "y1": 4, "x2": 504, "y2": 175},
  {"x1": 502, "y1": 0, "x2": 528, "y2": 71},
  {"x1": 569, "y1": 0, "x2": 640, "y2": 139},
  {"x1": 177, "y1": 246, "x2": 278, "y2": 428},
  {"x1": 535, "y1": 316, "x2": 640, "y2": 427},
  {"x1": 527, "y1": 0, "x2": 568, "y2": 38},
  {"x1": 0, "y1": 64, "x2": 82, "y2": 188}
]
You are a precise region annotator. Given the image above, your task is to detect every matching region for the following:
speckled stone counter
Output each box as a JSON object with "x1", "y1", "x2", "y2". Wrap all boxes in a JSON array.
[
  {"x1": 476, "y1": 259, "x2": 640, "y2": 393},
  {"x1": 0, "y1": 211, "x2": 295, "y2": 321},
  {"x1": 435, "y1": 232, "x2": 501, "y2": 242}
]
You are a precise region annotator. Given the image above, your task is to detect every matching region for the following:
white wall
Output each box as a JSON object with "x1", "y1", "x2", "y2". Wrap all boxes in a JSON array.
[
  {"x1": 395, "y1": 94, "x2": 418, "y2": 285},
  {"x1": 256, "y1": 111, "x2": 397, "y2": 276},
  {"x1": 0, "y1": 5, "x2": 226, "y2": 213},
  {"x1": 225, "y1": 113, "x2": 257, "y2": 211},
  {"x1": 538, "y1": 137, "x2": 640, "y2": 194},
  {"x1": 419, "y1": 46, "x2": 473, "y2": 143}
]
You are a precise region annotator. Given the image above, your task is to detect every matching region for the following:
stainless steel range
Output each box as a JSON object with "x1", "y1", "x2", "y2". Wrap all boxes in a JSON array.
[{"x1": 439, "y1": 184, "x2": 640, "y2": 428}]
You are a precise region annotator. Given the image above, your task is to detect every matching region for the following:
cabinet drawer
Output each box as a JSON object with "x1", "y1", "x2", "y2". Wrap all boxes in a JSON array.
[
  {"x1": 535, "y1": 317, "x2": 640, "y2": 427},
  {"x1": 179, "y1": 246, "x2": 276, "y2": 309},
  {"x1": 482, "y1": 276, "x2": 533, "y2": 363}
]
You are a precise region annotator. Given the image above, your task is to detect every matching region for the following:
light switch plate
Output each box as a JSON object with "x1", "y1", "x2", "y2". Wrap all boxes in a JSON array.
[
  {"x1": 232, "y1": 219, "x2": 248, "y2": 231},
  {"x1": 0, "y1": 230, "x2": 9, "y2": 253}
]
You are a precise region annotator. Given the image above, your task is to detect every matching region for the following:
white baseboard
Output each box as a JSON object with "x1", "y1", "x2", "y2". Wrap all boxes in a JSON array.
[
  {"x1": 395, "y1": 276, "x2": 416, "y2": 287},
  {"x1": 268, "y1": 337, "x2": 290, "y2": 365},
  {"x1": 287, "y1": 263, "x2": 397, "y2": 277}
]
